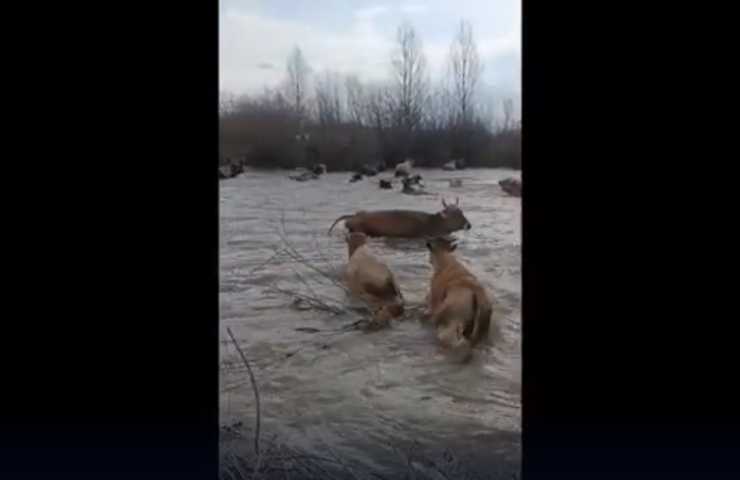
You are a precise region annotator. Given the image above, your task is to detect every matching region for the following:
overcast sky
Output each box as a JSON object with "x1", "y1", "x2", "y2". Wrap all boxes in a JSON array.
[{"x1": 220, "y1": 0, "x2": 520, "y2": 118}]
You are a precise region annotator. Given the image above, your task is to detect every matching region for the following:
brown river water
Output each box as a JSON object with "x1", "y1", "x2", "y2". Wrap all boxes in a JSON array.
[{"x1": 220, "y1": 168, "x2": 521, "y2": 478}]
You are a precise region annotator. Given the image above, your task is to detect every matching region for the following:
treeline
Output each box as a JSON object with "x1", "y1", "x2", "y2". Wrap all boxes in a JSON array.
[{"x1": 219, "y1": 20, "x2": 521, "y2": 172}]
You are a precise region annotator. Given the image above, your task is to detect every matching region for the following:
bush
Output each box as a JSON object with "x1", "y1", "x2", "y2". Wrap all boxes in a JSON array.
[{"x1": 219, "y1": 91, "x2": 520, "y2": 172}]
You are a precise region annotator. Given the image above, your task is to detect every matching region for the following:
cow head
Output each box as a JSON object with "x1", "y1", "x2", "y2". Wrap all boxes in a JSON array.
[
  {"x1": 425, "y1": 236, "x2": 458, "y2": 270},
  {"x1": 438, "y1": 197, "x2": 472, "y2": 232},
  {"x1": 345, "y1": 232, "x2": 368, "y2": 258},
  {"x1": 426, "y1": 236, "x2": 458, "y2": 253}
]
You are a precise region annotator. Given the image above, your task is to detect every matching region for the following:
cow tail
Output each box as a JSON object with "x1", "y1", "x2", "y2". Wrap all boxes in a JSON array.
[
  {"x1": 470, "y1": 289, "x2": 493, "y2": 344},
  {"x1": 328, "y1": 215, "x2": 354, "y2": 234}
]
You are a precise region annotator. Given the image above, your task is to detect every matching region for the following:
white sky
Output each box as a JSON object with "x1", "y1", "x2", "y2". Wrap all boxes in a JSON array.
[{"x1": 220, "y1": 0, "x2": 521, "y2": 118}]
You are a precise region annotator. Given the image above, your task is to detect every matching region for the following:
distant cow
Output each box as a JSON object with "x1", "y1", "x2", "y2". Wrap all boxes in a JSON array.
[
  {"x1": 394, "y1": 159, "x2": 413, "y2": 178},
  {"x1": 360, "y1": 164, "x2": 378, "y2": 176},
  {"x1": 379, "y1": 179, "x2": 393, "y2": 189},
  {"x1": 328, "y1": 198, "x2": 472, "y2": 238},
  {"x1": 349, "y1": 173, "x2": 363, "y2": 183},
  {"x1": 401, "y1": 177, "x2": 431, "y2": 195},
  {"x1": 443, "y1": 159, "x2": 466, "y2": 171},
  {"x1": 442, "y1": 161, "x2": 457, "y2": 171},
  {"x1": 344, "y1": 232, "x2": 404, "y2": 329},
  {"x1": 289, "y1": 171, "x2": 319, "y2": 182},
  {"x1": 361, "y1": 161, "x2": 386, "y2": 176},
  {"x1": 218, "y1": 161, "x2": 244, "y2": 180},
  {"x1": 311, "y1": 163, "x2": 327, "y2": 175},
  {"x1": 499, "y1": 177, "x2": 522, "y2": 197},
  {"x1": 218, "y1": 165, "x2": 233, "y2": 179},
  {"x1": 401, "y1": 178, "x2": 418, "y2": 194},
  {"x1": 408, "y1": 174, "x2": 423, "y2": 185},
  {"x1": 424, "y1": 237, "x2": 493, "y2": 363}
]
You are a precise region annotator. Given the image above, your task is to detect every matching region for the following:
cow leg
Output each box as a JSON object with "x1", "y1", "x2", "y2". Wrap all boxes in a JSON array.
[{"x1": 429, "y1": 302, "x2": 451, "y2": 329}]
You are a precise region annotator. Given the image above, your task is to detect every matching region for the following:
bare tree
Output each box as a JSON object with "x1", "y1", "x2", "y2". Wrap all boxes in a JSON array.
[
  {"x1": 502, "y1": 98, "x2": 514, "y2": 132},
  {"x1": 365, "y1": 83, "x2": 396, "y2": 133},
  {"x1": 285, "y1": 46, "x2": 311, "y2": 122},
  {"x1": 345, "y1": 75, "x2": 365, "y2": 126},
  {"x1": 219, "y1": 91, "x2": 238, "y2": 117},
  {"x1": 314, "y1": 71, "x2": 343, "y2": 127},
  {"x1": 366, "y1": 84, "x2": 385, "y2": 132},
  {"x1": 476, "y1": 96, "x2": 496, "y2": 131},
  {"x1": 448, "y1": 20, "x2": 483, "y2": 127},
  {"x1": 390, "y1": 22, "x2": 429, "y2": 133}
]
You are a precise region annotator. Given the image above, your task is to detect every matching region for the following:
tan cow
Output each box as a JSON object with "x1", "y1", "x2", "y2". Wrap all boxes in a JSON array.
[
  {"x1": 328, "y1": 198, "x2": 472, "y2": 238},
  {"x1": 424, "y1": 237, "x2": 492, "y2": 362},
  {"x1": 394, "y1": 159, "x2": 413, "y2": 178},
  {"x1": 344, "y1": 232, "x2": 404, "y2": 328}
]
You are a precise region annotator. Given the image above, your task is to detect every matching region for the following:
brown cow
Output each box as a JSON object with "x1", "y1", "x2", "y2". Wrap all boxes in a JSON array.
[
  {"x1": 424, "y1": 237, "x2": 492, "y2": 362},
  {"x1": 328, "y1": 198, "x2": 472, "y2": 238},
  {"x1": 344, "y1": 232, "x2": 404, "y2": 328},
  {"x1": 499, "y1": 177, "x2": 522, "y2": 197}
]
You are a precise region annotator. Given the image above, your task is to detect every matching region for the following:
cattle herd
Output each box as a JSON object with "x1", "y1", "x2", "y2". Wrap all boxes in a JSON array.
[
  {"x1": 329, "y1": 197, "x2": 497, "y2": 363},
  {"x1": 220, "y1": 158, "x2": 520, "y2": 362},
  {"x1": 219, "y1": 156, "x2": 521, "y2": 198},
  {"x1": 282, "y1": 158, "x2": 522, "y2": 198}
]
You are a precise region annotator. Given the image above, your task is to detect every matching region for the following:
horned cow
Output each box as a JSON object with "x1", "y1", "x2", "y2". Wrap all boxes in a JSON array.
[
  {"x1": 424, "y1": 237, "x2": 493, "y2": 363},
  {"x1": 328, "y1": 198, "x2": 472, "y2": 239}
]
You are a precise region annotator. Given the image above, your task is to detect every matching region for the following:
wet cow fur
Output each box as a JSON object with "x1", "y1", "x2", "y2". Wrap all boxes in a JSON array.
[
  {"x1": 328, "y1": 198, "x2": 472, "y2": 239},
  {"x1": 344, "y1": 232, "x2": 404, "y2": 328},
  {"x1": 424, "y1": 237, "x2": 493, "y2": 363}
]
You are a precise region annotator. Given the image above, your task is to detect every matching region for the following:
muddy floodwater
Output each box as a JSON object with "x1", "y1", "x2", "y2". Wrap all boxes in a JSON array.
[{"x1": 220, "y1": 168, "x2": 521, "y2": 478}]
